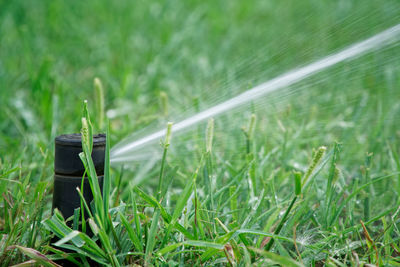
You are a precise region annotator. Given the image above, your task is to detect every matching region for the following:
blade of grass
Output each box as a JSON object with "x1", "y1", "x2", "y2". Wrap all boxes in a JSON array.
[
  {"x1": 144, "y1": 208, "x2": 161, "y2": 266},
  {"x1": 119, "y1": 212, "x2": 143, "y2": 252},
  {"x1": 134, "y1": 186, "x2": 194, "y2": 239},
  {"x1": 103, "y1": 120, "x2": 111, "y2": 227},
  {"x1": 249, "y1": 247, "x2": 304, "y2": 267},
  {"x1": 130, "y1": 191, "x2": 142, "y2": 242},
  {"x1": 7, "y1": 246, "x2": 61, "y2": 267}
]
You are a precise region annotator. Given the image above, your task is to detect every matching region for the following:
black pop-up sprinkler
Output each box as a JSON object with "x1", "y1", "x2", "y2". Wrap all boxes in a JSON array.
[{"x1": 53, "y1": 133, "x2": 106, "y2": 222}]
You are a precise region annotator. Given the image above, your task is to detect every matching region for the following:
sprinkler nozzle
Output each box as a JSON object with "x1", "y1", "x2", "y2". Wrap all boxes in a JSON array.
[{"x1": 52, "y1": 133, "x2": 106, "y2": 221}]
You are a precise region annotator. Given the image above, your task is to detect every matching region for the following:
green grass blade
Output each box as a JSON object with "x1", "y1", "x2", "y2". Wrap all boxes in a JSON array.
[
  {"x1": 130, "y1": 192, "x2": 142, "y2": 242},
  {"x1": 144, "y1": 208, "x2": 161, "y2": 266},
  {"x1": 72, "y1": 208, "x2": 80, "y2": 231},
  {"x1": 185, "y1": 240, "x2": 224, "y2": 250},
  {"x1": 119, "y1": 211, "x2": 143, "y2": 252},
  {"x1": 54, "y1": 231, "x2": 81, "y2": 247},
  {"x1": 8, "y1": 245, "x2": 61, "y2": 267},
  {"x1": 134, "y1": 186, "x2": 195, "y2": 239},
  {"x1": 157, "y1": 242, "x2": 183, "y2": 256},
  {"x1": 163, "y1": 179, "x2": 194, "y2": 243},
  {"x1": 103, "y1": 120, "x2": 111, "y2": 225},
  {"x1": 249, "y1": 247, "x2": 304, "y2": 267}
]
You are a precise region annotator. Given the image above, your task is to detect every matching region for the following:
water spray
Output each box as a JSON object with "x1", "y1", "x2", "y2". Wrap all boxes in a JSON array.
[
  {"x1": 51, "y1": 22, "x2": 400, "y2": 227},
  {"x1": 111, "y1": 23, "x2": 400, "y2": 163}
]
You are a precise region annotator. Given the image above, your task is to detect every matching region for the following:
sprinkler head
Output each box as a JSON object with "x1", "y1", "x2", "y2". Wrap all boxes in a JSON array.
[{"x1": 52, "y1": 133, "x2": 105, "y2": 221}]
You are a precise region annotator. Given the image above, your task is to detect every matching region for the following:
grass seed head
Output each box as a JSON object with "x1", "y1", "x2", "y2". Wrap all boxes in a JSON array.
[
  {"x1": 248, "y1": 113, "x2": 256, "y2": 140},
  {"x1": 333, "y1": 165, "x2": 340, "y2": 185},
  {"x1": 81, "y1": 117, "x2": 90, "y2": 148},
  {"x1": 314, "y1": 146, "x2": 326, "y2": 163},
  {"x1": 94, "y1": 77, "x2": 103, "y2": 91},
  {"x1": 303, "y1": 146, "x2": 327, "y2": 186},
  {"x1": 165, "y1": 122, "x2": 173, "y2": 147},
  {"x1": 277, "y1": 119, "x2": 286, "y2": 133},
  {"x1": 206, "y1": 118, "x2": 214, "y2": 153}
]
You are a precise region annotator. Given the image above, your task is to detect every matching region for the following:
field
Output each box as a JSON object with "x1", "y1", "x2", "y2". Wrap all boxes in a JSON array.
[{"x1": 1, "y1": 0, "x2": 400, "y2": 266}]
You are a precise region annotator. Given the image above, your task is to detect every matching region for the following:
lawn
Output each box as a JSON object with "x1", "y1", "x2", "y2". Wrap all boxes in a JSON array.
[{"x1": 0, "y1": 0, "x2": 400, "y2": 266}]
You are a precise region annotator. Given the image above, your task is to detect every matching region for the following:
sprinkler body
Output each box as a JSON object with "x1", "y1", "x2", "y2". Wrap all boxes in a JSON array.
[{"x1": 53, "y1": 133, "x2": 105, "y2": 221}]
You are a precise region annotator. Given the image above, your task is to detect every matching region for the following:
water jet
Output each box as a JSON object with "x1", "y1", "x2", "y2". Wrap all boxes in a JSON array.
[{"x1": 111, "y1": 23, "x2": 400, "y2": 163}]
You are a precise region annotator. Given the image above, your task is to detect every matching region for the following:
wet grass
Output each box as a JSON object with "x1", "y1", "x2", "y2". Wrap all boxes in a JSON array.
[{"x1": 1, "y1": 0, "x2": 400, "y2": 265}]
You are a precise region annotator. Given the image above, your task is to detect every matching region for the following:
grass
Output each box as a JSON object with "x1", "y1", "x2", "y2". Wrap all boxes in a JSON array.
[{"x1": 1, "y1": 0, "x2": 400, "y2": 265}]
